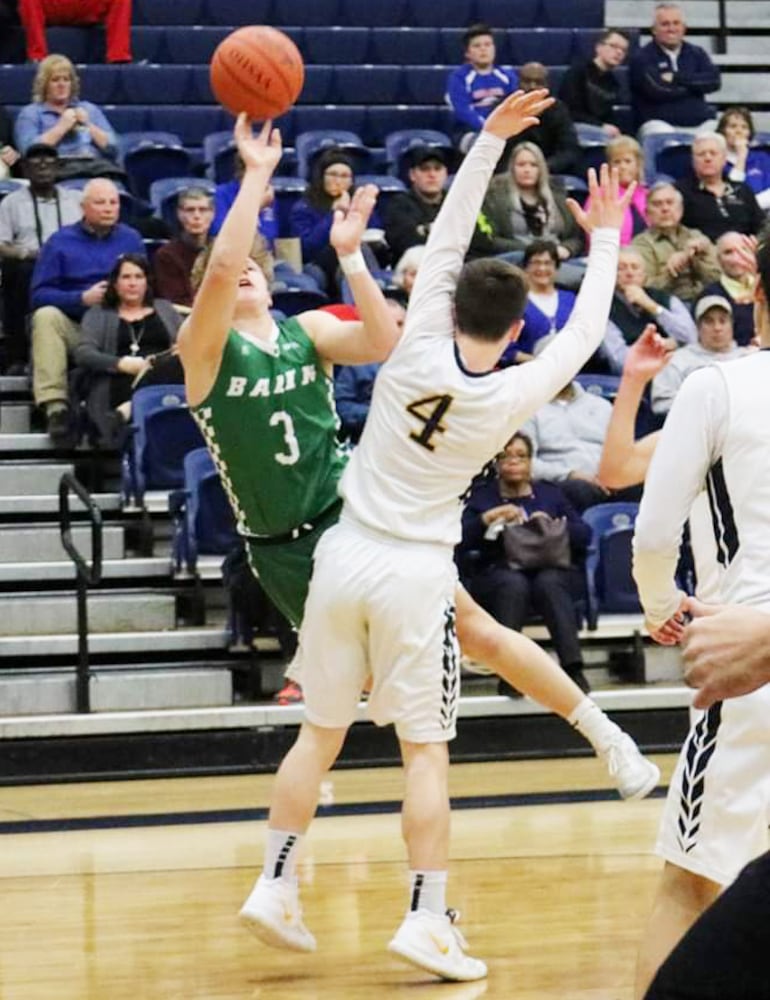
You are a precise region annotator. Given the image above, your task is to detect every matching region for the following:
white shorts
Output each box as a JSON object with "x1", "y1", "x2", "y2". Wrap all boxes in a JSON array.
[
  {"x1": 290, "y1": 516, "x2": 460, "y2": 743},
  {"x1": 656, "y1": 685, "x2": 770, "y2": 886}
]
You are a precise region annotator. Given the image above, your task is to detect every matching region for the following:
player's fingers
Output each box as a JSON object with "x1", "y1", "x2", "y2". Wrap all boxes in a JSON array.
[
  {"x1": 618, "y1": 178, "x2": 638, "y2": 210},
  {"x1": 692, "y1": 685, "x2": 717, "y2": 710},
  {"x1": 565, "y1": 197, "x2": 587, "y2": 228}
]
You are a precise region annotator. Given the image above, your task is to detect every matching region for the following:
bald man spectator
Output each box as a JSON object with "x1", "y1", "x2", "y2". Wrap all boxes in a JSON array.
[
  {"x1": 500, "y1": 63, "x2": 580, "y2": 176},
  {"x1": 559, "y1": 28, "x2": 630, "y2": 138},
  {"x1": 153, "y1": 186, "x2": 214, "y2": 310},
  {"x1": 698, "y1": 231, "x2": 757, "y2": 346},
  {"x1": 383, "y1": 146, "x2": 449, "y2": 265},
  {"x1": 18, "y1": 0, "x2": 132, "y2": 64},
  {"x1": 630, "y1": 2, "x2": 720, "y2": 138},
  {"x1": 632, "y1": 181, "x2": 719, "y2": 303},
  {"x1": 30, "y1": 177, "x2": 143, "y2": 446},
  {"x1": 677, "y1": 132, "x2": 765, "y2": 243}
]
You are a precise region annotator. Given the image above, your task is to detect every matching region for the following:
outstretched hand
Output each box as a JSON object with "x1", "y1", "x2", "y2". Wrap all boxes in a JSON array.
[
  {"x1": 330, "y1": 184, "x2": 379, "y2": 257},
  {"x1": 483, "y1": 89, "x2": 555, "y2": 141},
  {"x1": 233, "y1": 113, "x2": 282, "y2": 174},
  {"x1": 623, "y1": 325, "x2": 675, "y2": 384},
  {"x1": 567, "y1": 163, "x2": 637, "y2": 235}
]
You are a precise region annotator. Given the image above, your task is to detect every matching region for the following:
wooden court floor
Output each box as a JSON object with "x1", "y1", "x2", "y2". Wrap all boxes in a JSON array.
[{"x1": 0, "y1": 755, "x2": 677, "y2": 1000}]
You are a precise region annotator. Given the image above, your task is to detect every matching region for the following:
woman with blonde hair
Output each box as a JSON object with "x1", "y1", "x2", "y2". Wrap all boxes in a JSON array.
[
  {"x1": 585, "y1": 134, "x2": 648, "y2": 245},
  {"x1": 14, "y1": 54, "x2": 120, "y2": 179},
  {"x1": 477, "y1": 141, "x2": 584, "y2": 260}
]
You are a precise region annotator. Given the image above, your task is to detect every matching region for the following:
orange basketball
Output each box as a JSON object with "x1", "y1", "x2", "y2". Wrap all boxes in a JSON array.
[{"x1": 210, "y1": 26, "x2": 305, "y2": 122}]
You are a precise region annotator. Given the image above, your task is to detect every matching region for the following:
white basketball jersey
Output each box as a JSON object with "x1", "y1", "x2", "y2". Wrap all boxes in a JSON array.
[{"x1": 339, "y1": 134, "x2": 620, "y2": 546}]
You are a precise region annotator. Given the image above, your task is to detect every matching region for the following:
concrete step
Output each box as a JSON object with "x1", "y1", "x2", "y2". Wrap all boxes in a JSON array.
[
  {"x1": 607, "y1": 0, "x2": 720, "y2": 28},
  {"x1": 716, "y1": 71, "x2": 770, "y2": 105},
  {"x1": 0, "y1": 376, "x2": 31, "y2": 395},
  {"x1": 0, "y1": 433, "x2": 54, "y2": 452},
  {"x1": 0, "y1": 628, "x2": 281, "y2": 657},
  {"x1": 0, "y1": 524, "x2": 124, "y2": 563},
  {"x1": 0, "y1": 556, "x2": 176, "y2": 583},
  {"x1": 2, "y1": 592, "x2": 176, "y2": 635},
  {"x1": 0, "y1": 462, "x2": 74, "y2": 495},
  {"x1": 0, "y1": 404, "x2": 31, "y2": 434},
  {"x1": 0, "y1": 492, "x2": 122, "y2": 516},
  {"x1": 0, "y1": 666, "x2": 232, "y2": 715}
]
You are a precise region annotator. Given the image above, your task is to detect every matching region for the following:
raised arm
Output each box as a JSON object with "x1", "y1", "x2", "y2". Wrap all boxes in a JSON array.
[
  {"x1": 598, "y1": 326, "x2": 670, "y2": 488},
  {"x1": 177, "y1": 116, "x2": 281, "y2": 400}
]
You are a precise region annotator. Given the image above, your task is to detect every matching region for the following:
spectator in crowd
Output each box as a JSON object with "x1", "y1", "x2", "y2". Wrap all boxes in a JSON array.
[
  {"x1": 476, "y1": 142, "x2": 584, "y2": 261},
  {"x1": 153, "y1": 186, "x2": 214, "y2": 310},
  {"x1": 0, "y1": 103, "x2": 20, "y2": 179},
  {"x1": 717, "y1": 106, "x2": 770, "y2": 210},
  {"x1": 559, "y1": 28, "x2": 631, "y2": 138},
  {"x1": 603, "y1": 247, "x2": 697, "y2": 373},
  {"x1": 29, "y1": 177, "x2": 144, "y2": 446},
  {"x1": 334, "y1": 297, "x2": 406, "y2": 444},
  {"x1": 445, "y1": 22, "x2": 517, "y2": 153},
  {"x1": 629, "y1": 1, "x2": 720, "y2": 138},
  {"x1": 499, "y1": 241, "x2": 576, "y2": 365},
  {"x1": 500, "y1": 63, "x2": 581, "y2": 177},
  {"x1": 699, "y1": 231, "x2": 756, "y2": 345},
  {"x1": 209, "y1": 153, "x2": 278, "y2": 249},
  {"x1": 632, "y1": 180, "x2": 720, "y2": 303},
  {"x1": 0, "y1": 142, "x2": 82, "y2": 374},
  {"x1": 73, "y1": 253, "x2": 183, "y2": 447},
  {"x1": 584, "y1": 135, "x2": 648, "y2": 246},
  {"x1": 383, "y1": 146, "x2": 448, "y2": 266},
  {"x1": 18, "y1": 0, "x2": 132, "y2": 64},
  {"x1": 677, "y1": 132, "x2": 765, "y2": 242},
  {"x1": 391, "y1": 244, "x2": 425, "y2": 301},
  {"x1": 14, "y1": 54, "x2": 121, "y2": 180},
  {"x1": 522, "y1": 382, "x2": 615, "y2": 512},
  {"x1": 651, "y1": 294, "x2": 751, "y2": 414},
  {"x1": 459, "y1": 432, "x2": 592, "y2": 694}
]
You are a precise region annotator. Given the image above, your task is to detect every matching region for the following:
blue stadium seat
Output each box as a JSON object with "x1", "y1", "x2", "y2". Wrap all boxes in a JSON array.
[
  {"x1": 642, "y1": 132, "x2": 693, "y2": 185},
  {"x1": 384, "y1": 128, "x2": 454, "y2": 181},
  {"x1": 203, "y1": 130, "x2": 237, "y2": 183},
  {"x1": 369, "y1": 28, "x2": 440, "y2": 65},
  {"x1": 171, "y1": 448, "x2": 238, "y2": 577},
  {"x1": 120, "y1": 132, "x2": 192, "y2": 200},
  {"x1": 576, "y1": 124, "x2": 608, "y2": 175},
  {"x1": 401, "y1": 66, "x2": 449, "y2": 106},
  {"x1": 190, "y1": 65, "x2": 215, "y2": 105},
  {"x1": 408, "y1": 0, "x2": 474, "y2": 27},
  {"x1": 334, "y1": 66, "x2": 404, "y2": 105},
  {"x1": 294, "y1": 125, "x2": 369, "y2": 178},
  {"x1": 149, "y1": 176, "x2": 216, "y2": 227},
  {"x1": 355, "y1": 173, "x2": 407, "y2": 214},
  {"x1": 121, "y1": 385, "x2": 206, "y2": 508},
  {"x1": 437, "y1": 28, "x2": 466, "y2": 64},
  {"x1": 46, "y1": 26, "x2": 95, "y2": 64},
  {"x1": 574, "y1": 374, "x2": 621, "y2": 402},
  {"x1": 581, "y1": 502, "x2": 642, "y2": 629},
  {"x1": 476, "y1": 0, "x2": 540, "y2": 28},
  {"x1": 541, "y1": 0, "x2": 604, "y2": 28},
  {"x1": 368, "y1": 107, "x2": 455, "y2": 146},
  {"x1": 0, "y1": 66, "x2": 35, "y2": 105},
  {"x1": 76, "y1": 65, "x2": 123, "y2": 104},
  {"x1": 301, "y1": 65, "x2": 337, "y2": 105},
  {"x1": 273, "y1": 0, "x2": 339, "y2": 26},
  {"x1": 271, "y1": 177, "x2": 308, "y2": 237},
  {"x1": 303, "y1": 27, "x2": 370, "y2": 64},
  {"x1": 509, "y1": 29, "x2": 573, "y2": 66},
  {"x1": 656, "y1": 143, "x2": 695, "y2": 182},
  {"x1": 147, "y1": 107, "x2": 232, "y2": 148},
  {"x1": 130, "y1": 26, "x2": 168, "y2": 64},
  {"x1": 271, "y1": 288, "x2": 330, "y2": 316},
  {"x1": 340, "y1": 0, "x2": 408, "y2": 27},
  {"x1": 133, "y1": 0, "x2": 204, "y2": 25},
  {"x1": 167, "y1": 26, "x2": 229, "y2": 64},
  {"x1": 547, "y1": 66, "x2": 568, "y2": 92},
  {"x1": 121, "y1": 66, "x2": 192, "y2": 106},
  {"x1": 571, "y1": 28, "x2": 603, "y2": 62},
  {"x1": 556, "y1": 174, "x2": 589, "y2": 202}
]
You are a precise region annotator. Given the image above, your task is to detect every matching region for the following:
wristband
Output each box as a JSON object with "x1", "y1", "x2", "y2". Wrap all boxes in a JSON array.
[{"x1": 338, "y1": 249, "x2": 367, "y2": 276}]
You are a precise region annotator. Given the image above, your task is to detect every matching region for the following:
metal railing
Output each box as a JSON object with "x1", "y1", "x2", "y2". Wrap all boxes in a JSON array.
[{"x1": 59, "y1": 473, "x2": 103, "y2": 713}]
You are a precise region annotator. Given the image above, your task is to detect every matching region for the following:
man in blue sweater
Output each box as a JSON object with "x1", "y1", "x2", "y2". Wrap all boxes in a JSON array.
[
  {"x1": 445, "y1": 23, "x2": 517, "y2": 153},
  {"x1": 30, "y1": 177, "x2": 143, "y2": 446},
  {"x1": 630, "y1": 2, "x2": 720, "y2": 139}
]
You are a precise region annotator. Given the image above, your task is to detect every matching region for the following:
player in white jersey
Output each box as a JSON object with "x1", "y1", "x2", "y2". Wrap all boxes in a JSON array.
[
  {"x1": 239, "y1": 90, "x2": 637, "y2": 982},
  {"x1": 630, "y1": 236, "x2": 770, "y2": 998}
]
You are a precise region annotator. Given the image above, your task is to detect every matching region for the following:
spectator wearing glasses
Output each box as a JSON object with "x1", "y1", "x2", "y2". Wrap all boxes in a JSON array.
[
  {"x1": 153, "y1": 187, "x2": 214, "y2": 310},
  {"x1": 559, "y1": 28, "x2": 631, "y2": 138}
]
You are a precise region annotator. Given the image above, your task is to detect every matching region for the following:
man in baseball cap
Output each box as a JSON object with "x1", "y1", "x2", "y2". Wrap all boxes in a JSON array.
[{"x1": 384, "y1": 146, "x2": 450, "y2": 266}]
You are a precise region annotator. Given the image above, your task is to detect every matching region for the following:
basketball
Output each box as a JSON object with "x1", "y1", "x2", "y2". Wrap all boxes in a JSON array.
[{"x1": 210, "y1": 26, "x2": 305, "y2": 122}]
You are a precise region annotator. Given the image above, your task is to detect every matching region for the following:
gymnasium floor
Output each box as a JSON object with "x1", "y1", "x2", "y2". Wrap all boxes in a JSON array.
[{"x1": 0, "y1": 755, "x2": 676, "y2": 999}]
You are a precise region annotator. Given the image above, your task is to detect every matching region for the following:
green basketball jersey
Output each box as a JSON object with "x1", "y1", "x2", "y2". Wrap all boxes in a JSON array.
[{"x1": 191, "y1": 317, "x2": 346, "y2": 538}]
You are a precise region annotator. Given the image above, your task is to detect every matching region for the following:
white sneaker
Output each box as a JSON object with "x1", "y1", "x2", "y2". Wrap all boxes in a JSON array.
[
  {"x1": 388, "y1": 909, "x2": 487, "y2": 982},
  {"x1": 600, "y1": 733, "x2": 660, "y2": 801},
  {"x1": 238, "y1": 875, "x2": 316, "y2": 952}
]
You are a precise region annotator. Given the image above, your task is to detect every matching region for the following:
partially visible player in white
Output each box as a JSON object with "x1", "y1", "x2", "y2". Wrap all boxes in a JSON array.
[
  {"x1": 239, "y1": 90, "x2": 637, "y2": 982},
  {"x1": 631, "y1": 237, "x2": 770, "y2": 998}
]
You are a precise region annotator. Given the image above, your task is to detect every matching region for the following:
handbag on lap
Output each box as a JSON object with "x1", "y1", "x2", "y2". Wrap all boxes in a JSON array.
[{"x1": 502, "y1": 516, "x2": 571, "y2": 570}]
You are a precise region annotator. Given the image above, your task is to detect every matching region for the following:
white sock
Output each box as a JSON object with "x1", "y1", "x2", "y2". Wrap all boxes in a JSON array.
[
  {"x1": 567, "y1": 697, "x2": 622, "y2": 755},
  {"x1": 263, "y1": 827, "x2": 303, "y2": 882},
  {"x1": 409, "y1": 870, "x2": 447, "y2": 915}
]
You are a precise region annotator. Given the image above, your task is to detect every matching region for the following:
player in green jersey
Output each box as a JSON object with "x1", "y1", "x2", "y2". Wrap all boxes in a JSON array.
[{"x1": 178, "y1": 114, "x2": 659, "y2": 808}]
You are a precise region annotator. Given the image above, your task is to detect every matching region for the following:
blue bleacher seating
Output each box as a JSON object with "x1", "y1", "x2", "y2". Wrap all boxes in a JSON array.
[
  {"x1": 271, "y1": 288, "x2": 330, "y2": 316},
  {"x1": 46, "y1": 26, "x2": 96, "y2": 64},
  {"x1": 76, "y1": 65, "x2": 123, "y2": 104},
  {"x1": 58, "y1": 176, "x2": 148, "y2": 226},
  {"x1": 340, "y1": 0, "x2": 408, "y2": 27},
  {"x1": 294, "y1": 127, "x2": 370, "y2": 179},
  {"x1": 166, "y1": 26, "x2": 228, "y2": 63},
  {"x1": 277, "y1": 0, "x2": 340, "y2": 26},
  {"x1": 121, "y1": 66, "x2": 192, "y2": 106},
  {"x1": 204, "y1": 0, "x2": 272, "y2": 25},
  {"x1": 120, "y1": 132, "x2": 192, "y2": 200},
  {"x1": 437, "y1": 28, "x2": 467, "y2": 65},
  {"x1": 0, "y1": 66, "x2": 35, "y2": 106},
  {"x1": 369, "y1": 28, "x2": 440, "y2": 66},
  {"x1": 271, "y1": 176, "x2": 308, "y2": 237},
  {"x1": 476, "y1": 0, "x2": 540, "y2": 28},
  {"x1": 203, "y1": 130, "x2": 237, "y2": 183},
  {"x1": 149, "y1": 176, "x2": 216, "y2": 227},
  {"x1": 384, "y1": 128, "x2": 454, "y2": 182},
  {"x1": 574, "y1": 374, "x2": 621, "y2": 402},
  {"x1": 582, "y1": 502, "x2": 642, "y2": 629},
  {"x1": 656, "y1": 143, "x2": 695, "y2": 182},
  {"x1": 103, "y1": 106, "x2": 150, "y2": 135},
  {"x1": 334, "y1": 66, "x2": 404, "y2": 106},
  {"x1": 409, "y1": 0, "x2": 474, "y2": 28},
  {"x1": 642, "y1": 132, "x2": 694, "y2": 186},
  {"x1": 368, "y1": 106, "x2": 454, "y2": 146},
  {"x1": 571, "y1": 28, "x2": 603, "y2": 61},
  {"x1": 304, "y1": 27, "x2": 369, "y2": 64},
  {"x1": 301, "y1": 65, "x2": 337, "y2": 105},
  {"x1": 190, "y1": 65, "x2": 216, "y2": 105},
  {"x1": 133, "y1": 0, "x2": 204, "y2": 25},
  {"x1": 121, "y1": 384, "x2": 206, "y2": 508},
  {"x1": 401, "y1": 67, "x2": 450, "y2": 106},
  {"x1": 355, "y1": 173, "x2": 407, "y2": 214},
  {"x1": 146, "y1": 107, "x2": 232, "y2": 148},
  {"x1": 541, "y1": 0, "x2": 604, "y2": 28},
  {"x1": 129, "y1": 26, "x2": 169, "y2": 64},
  {"x1": 509, "y1": 28, "x2": 573, "y2": 66},
  {"x1": 171, "y1": 448, "x2": 238, "y2": 577}
]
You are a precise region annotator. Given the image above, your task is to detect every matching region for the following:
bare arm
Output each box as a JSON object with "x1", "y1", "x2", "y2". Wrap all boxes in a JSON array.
[
  {"x1": 177, "y1": 116, "x2": 281, "y2": 405},
  {"x1": 598, "y1": 326, "x2": 670, "y2": 488}
]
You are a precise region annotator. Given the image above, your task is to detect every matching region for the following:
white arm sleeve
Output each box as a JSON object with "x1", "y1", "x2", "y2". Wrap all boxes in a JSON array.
[
  {"x1": 632, "y1": 366, "x2": 727, "y2": 627},
  {"x1": 402, "y1": 131, "x2": 505, "y2": 346}
]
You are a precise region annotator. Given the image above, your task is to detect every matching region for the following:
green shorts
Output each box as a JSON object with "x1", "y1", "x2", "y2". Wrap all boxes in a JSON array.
[{"x1": 245, "y1": 501, "x2": 342, "y2": 628}]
